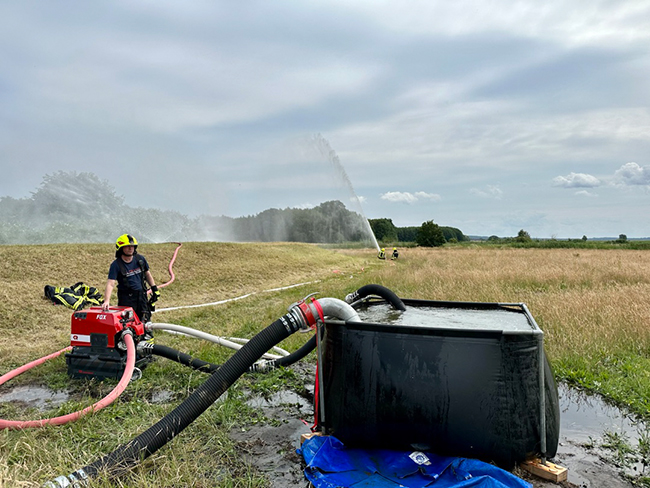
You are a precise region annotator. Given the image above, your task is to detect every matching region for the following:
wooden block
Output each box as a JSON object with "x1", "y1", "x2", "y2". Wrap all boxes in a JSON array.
[
  {"x1": 300, "y1": 432, "x2": 323, "y2": 445},
  {"x1": 520, "y1": 458, "x2": 568, "y2": 482}
]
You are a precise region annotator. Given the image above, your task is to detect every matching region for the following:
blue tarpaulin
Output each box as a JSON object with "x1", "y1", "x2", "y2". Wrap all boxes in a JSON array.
[{"x1": 298, "y1": 436, "x2": 532, "y2": 488}]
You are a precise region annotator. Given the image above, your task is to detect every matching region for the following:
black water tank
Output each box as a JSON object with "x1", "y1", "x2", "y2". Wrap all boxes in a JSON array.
[{"x1": 317, "y1": 299, "x2": 559, "y2": 468}]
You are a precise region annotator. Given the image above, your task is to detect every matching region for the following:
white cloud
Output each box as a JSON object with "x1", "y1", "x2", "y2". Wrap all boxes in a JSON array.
[
  {"x1": 575, "y1": 190, "x2": 598, "y2": 197},
  {"x1": 414, "y1": 191, "x2": 441, "y2": 201},
  {"x1": 552, "y1": 172, "x2": 601, "y2": 188},
  {"x1": 380, "y1": 191, "x2": 441, "y2": 204},
  {"x1": 614, "y1": 162, "x2": 650, "y2": 186},
  {"x1": 470, "y1": 185, "x2": 503, "y2": 199}
]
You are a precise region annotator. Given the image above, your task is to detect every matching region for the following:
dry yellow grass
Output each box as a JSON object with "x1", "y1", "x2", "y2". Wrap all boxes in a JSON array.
[
  {"x1": 340, "y1": 246, "x2": 650, "y2": 361},
  {"x1": 3, "y1": 242, "x2": 649, "y2": 378},
  {"x1": 0, "y1": 242, "x2": 377, "y2": 366}
]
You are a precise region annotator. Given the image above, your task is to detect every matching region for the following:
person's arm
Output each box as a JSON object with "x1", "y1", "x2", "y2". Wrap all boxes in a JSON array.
[
  {"x1": 102, "y1": 279, "x2": 117, "y2": 311},
  {"x1": 145, "y1": 270, "x2": 161, "y2": 304},
  {"x1": 144, "y1": 270, "x2": 156, "y2": 288}
]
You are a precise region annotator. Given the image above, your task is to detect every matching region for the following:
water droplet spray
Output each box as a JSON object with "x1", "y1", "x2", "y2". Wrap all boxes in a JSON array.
[{"x1": 310, "y1": 134, "x2": 380, "y2": 252}]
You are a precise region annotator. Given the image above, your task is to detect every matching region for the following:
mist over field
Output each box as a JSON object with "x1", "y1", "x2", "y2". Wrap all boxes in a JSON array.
[{"x1": 0, "y1": 171, "x2": 375, "y2": 246}]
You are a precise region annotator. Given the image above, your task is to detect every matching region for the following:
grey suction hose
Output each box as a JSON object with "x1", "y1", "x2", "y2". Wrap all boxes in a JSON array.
[
  {"x1": 345, "y1": 284, "x2": 406, "y2": 311},
  {"x1": 43, "y1": 298, "x2": 342, "y2": 487},
  {"x1": 145, "y1": 343, "x2": 302, "y2": 375},
  {"x1": 147, "y1": 322, "x2": 288, "y2": 360}
]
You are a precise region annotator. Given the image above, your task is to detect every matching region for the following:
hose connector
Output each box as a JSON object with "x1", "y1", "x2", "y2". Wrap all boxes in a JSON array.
[
  {"x1": 116, "y1": 327, "x2": 134, "y2": 351},
  {"x1": 137, "y1": 341, "x2": 154, "y2": 356},
  {"x1": 42, "y1": 469, "x2": 89, "y2": 487},
  {"x1": 249, "y1": 359, "x2": 274, "y2": 373},
  {"x1": 344, "y1": 290, "x2": 360, "y2": 304},
  {"x1": 286, "y1": 294, "x2": 324, "y2": 333}
]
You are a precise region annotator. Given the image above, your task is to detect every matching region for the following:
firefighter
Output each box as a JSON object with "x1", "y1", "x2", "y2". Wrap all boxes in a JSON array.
[
  {"x1": 378, "y1": 248, "x2": 386, "y2": 260},
  {"x1": 391, "y1": 247, "x2": 399, "y2": 260},
  {"x1": 101, "y1": 234, "x2": 160, "y2": 323}
]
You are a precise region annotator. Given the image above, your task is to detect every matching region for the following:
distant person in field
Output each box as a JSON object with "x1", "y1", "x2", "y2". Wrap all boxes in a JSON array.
[
  {"x1": 391, "y1": 247, "x2": 399, "y2": 260},
  {"x1": 102, "y1": 234, "x2": 160, "y2": 323},
  {"x1": 378, "y1": 248, "x2": 386, "y2": 260}
]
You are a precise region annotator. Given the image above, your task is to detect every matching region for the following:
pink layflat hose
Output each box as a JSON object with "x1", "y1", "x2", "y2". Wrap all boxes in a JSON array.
[
  {"x1": 0, "y1": 242, "x2": 182, "y2": 429},
  {"x1": 148, "y1": 242, "x2": 182, "y2": 295},
  {"x1": 0, "y1": 333, "x2": 136, "y2": 430}
]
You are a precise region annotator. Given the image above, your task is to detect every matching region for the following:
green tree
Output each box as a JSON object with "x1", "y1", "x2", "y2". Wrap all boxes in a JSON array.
[
  {"x1": 396, "y1": 226, "x2": 419, "y2": 242},
  {"x1": 369, "y1": 218, "x2": 398, "y2": 242},
  {"x1": 441, "y1": 226, "x2": 468, "y2": 242},
  {"x1": 515, "y1": 229, "x2": 532, "y2": 243},
  {"x1": 416, "y1": 220, "x2": 446, "y2": 247}
]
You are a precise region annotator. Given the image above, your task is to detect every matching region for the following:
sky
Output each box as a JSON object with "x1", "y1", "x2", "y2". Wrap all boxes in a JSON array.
[{"x1": 1, "y1": 1, "x2": 649, "y2": 239}]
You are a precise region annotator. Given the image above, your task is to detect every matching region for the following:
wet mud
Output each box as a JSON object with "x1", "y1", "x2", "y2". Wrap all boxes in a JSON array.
[
  {"x1": 0, "y1": 370, "x2": 646, "y2": 487},
  {"x1": 230, "y1": 385, "x2": 314, "y2": 487},
  {"x1": 230, "y1": 366, "x2": 644, "y2": 487},
  {"x1": 0, "y1": 385, "x2": 69, "y2": 411}
]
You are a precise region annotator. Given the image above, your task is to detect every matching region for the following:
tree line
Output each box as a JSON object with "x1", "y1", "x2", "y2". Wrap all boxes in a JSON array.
[
  {"x1": 0, "y1": 172, "x2": 374, "y2": 245},
  {"x1": 0, "y1": 171, "x2": 472, "y2": 247},
  {"x1": 369, "y1": 218, "x2": 468, "y2": 247}
]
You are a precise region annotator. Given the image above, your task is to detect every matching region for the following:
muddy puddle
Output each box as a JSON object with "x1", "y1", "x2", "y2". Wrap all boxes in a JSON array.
[
  {"x1": 1, "y1": 373, "x2": 647, "y2": 487},
  {"x1": 229, "y1": 387, "x2": 312, "y2": 487},
  {"x1": 0, "y1": 385, "x2": 69, "y2": 411},
  {"x1": 231, "y1": 370, "x2": 647, "y2": 488},
  {"x1": 548, "y1": 384, "x2": 648, "y2": 488}
]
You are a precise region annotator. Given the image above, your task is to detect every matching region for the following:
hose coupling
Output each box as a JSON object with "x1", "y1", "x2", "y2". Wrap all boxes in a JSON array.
[
  {"x1": 137, "y1": 341, "x2": 154, "y2": 355},
  {"x1": 117, "y1": 328, "x2": 134, "y2": 351},
  {"x1": 344, "y1": 291, "x2": 359, "y2": 304},
  {"x1": 286, "y1": 294, "x2": 324, "y2": 333},
  {"x1": 42, "y1": 469, "x2": 88, "y2": 487},
  {"x1": 249, "y1": 359, "x2": 275, "y2": 373}
]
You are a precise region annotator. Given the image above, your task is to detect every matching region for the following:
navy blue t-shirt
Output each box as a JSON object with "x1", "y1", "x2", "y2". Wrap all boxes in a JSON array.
[{"x1": 108, "y1": 255, "x2": 149, "y2": 291}]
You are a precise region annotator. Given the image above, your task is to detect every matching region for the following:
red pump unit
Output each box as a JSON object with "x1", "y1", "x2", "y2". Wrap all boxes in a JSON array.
[{"x1": 65, "y1": 306, "x2": 151, "y2": 380}]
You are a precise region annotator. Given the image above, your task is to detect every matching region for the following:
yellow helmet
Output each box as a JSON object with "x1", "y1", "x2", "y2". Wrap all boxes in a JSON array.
[
  {"x1": 115, "y1": 234, "x2": 138, "y2": 256},
  {"x1": 381, "y1": 248, "x2": 385, "y2": 251}
]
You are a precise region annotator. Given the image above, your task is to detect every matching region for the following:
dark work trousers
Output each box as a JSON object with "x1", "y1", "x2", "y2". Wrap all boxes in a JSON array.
[{"x1": 117, "y1": 289, "x2": 151, "y2": 324}]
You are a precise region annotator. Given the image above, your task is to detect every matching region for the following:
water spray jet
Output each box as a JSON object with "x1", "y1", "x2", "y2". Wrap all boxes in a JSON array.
[{"x1": 311, "y1": 134, "x2": 381, "y2": 251}]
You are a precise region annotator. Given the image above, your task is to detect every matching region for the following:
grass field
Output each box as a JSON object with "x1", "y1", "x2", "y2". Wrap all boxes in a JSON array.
[{"x1": 1, "y1": 242, "x2": 649, "y2": 486}]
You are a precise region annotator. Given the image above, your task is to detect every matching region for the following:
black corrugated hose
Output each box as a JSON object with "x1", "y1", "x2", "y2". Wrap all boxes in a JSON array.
[
  {"x1": 151, "y1": 343, "x2": 220, "y2": 374},
  {"x1": 249, "y1": 334, "x2": 317, "y2": 372},
  {"x1": 253, "y1": 284, "x2": 405, "y2": 373},
  {"x1": 44, "y1": 308, "x2": 311, "y2": 487},
  {"x1": 345, "y1": 284, "x2": 406, "y2": 311},
  {"x1": 149, "y1": 338, "x2": 315, "y2": 375}
]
